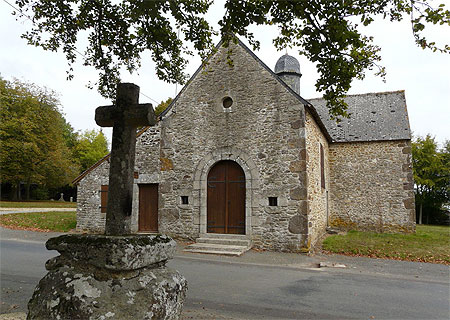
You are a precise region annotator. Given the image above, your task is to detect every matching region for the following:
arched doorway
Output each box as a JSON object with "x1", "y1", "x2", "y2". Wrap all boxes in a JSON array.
[{"x1": 207, "y1": 160, "x2": 245, "y2": 234}]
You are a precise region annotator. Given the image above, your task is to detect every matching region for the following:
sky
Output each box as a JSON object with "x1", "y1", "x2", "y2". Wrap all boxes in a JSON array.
[{"x1": 1, "y1": 1, "x2": 449, "y2": 146}]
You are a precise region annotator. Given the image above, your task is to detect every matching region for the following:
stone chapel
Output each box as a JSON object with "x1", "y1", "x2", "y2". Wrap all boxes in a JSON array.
[{"x1": 73, "y1": 38, "x2": 416, "y2": 254}]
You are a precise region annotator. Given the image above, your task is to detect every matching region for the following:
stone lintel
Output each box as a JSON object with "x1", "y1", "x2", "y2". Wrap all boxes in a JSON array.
[{"x1": 46, "y1": 234, "x2": 176, "y2": 271}]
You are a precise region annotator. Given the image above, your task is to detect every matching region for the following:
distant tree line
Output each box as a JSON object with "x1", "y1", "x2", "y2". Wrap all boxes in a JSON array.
[
  {"x1": 412, "y1": 135, "x2": 450, "y2": 225},
  {"x1": 0, "y1": 77, "x2": 109, "y2": 201}
]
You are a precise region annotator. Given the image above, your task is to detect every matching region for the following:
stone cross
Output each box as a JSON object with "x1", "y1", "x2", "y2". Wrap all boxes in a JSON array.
[{"x1": 95, "y1": 83, "x2": 156, "y2": 235}]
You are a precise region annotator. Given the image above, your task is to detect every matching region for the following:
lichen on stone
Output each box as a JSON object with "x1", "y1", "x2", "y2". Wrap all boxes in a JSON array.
[{"x1": 28, "y1": 235, "x2": 187, "y2": 320}]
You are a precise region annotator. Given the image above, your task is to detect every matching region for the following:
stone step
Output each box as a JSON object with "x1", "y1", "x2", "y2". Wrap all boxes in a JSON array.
[
  {"x1": 195, "y1": 237, "x2": 251, "y2": 247},
  {"x1": 184, "y1": 243, "x2": 250, "y2": 256},
  {"x1": 184, "y1": 248, "x2": 247, "y2": 256},
  {"x1": 185, "y1": 243, "x2": 248, "y2": 252},
  {"x1": 201, "y1": 233, "x2": 249, "y2": 240}
]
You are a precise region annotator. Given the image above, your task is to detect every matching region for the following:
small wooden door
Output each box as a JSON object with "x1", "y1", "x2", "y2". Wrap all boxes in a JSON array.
[
  {"x1": 138, "y1": 184, "x2": 158, "y2": 232},
  {"x1": 207, "y1": 160, "x2": 245, "y2": 234}
]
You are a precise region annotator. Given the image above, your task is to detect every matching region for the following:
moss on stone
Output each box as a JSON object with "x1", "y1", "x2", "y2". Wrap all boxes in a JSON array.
[
  {"x1": 47, "y1": 234, "x2": 171, "y2": 251},
  {"x1": 329, "y1": 217, "x2": 358, "y2": 231}
]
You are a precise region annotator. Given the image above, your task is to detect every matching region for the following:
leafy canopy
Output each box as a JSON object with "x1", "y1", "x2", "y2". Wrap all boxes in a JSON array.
[
  {"x1": 154, "y1": 98, "x2": 174, "y2": 116},
  {"x1": 15, "y1": 0, "x2": 215, "y2": 99},
  {"x1": 72, "y1": 129, "x2": 109, "y2": 173},
  {"x1": 14, "y1": 0, "x2": 450, "y2": 118},
  {"x1": 412, "y1": 135, "x2": 450, "y2": 223},
  {"x1": 0, "y1": 77, "x2": 79, "y2": 190}
]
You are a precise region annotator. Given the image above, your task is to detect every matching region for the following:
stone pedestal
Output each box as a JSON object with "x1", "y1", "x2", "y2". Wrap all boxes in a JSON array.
[{"x1": 27, "y1": 234, "x2": 187, "y2": 320}]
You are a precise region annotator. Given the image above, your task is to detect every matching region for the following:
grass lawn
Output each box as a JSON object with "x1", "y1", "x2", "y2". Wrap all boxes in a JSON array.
[
  {"x1": 0, "y1": 211, "x2": 76, "y2": 232},
  {"x1": 323, "y1": 225, "x2": 450, "y2": 264},
  {"x1": 0, "y1": 200, "x2": 76, "y2": 208}
]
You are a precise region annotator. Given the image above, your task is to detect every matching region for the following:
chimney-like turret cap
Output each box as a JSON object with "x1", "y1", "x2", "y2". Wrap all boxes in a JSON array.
[{"x1": 275, "y1": 54, "x2": 301, "y2": 74}]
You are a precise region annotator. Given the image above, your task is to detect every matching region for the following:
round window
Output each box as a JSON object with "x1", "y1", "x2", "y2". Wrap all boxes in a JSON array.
[{"x1": 222, "y1": 96, "x2": 233, "y2": 108}]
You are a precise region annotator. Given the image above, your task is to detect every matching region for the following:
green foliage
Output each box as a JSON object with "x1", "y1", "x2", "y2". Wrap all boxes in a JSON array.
[
  {"x1": 32, "y1": 185, "x2": 49, "y2": 200},
  {"x1": 72, "y1": 129, "x2": 109, "y2": 173},
  {"x1": 219, "y1": 0, "x2": 450, "y2": 119},
  {"x1": 15, "y1": 0, "x2": 215, "y2": 99},
  {"x1": 0, "y1": 211, "x2": 77, "y2": 232},
  {"x1": 323, "y1": 225, "x2": 450, "y2": 264},
  {"x1": 154, "y1": 98, "x2": 173, "y2": 116},
  {"x1": 13, "y1": 0, "x2": 449, "y2": 119},
  {"x1": 61, "y1": 117, "x2": 78, "y2": 150},
  {"x1": 0, "y1": 77, "x2": 79, "y2": 199},
  {"x1": 412, "y1": 135, "x2": 450, "y2": 224}
]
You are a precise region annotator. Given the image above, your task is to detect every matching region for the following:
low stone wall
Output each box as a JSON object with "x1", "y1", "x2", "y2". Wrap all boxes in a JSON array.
[{"x1": 328, "y1": 140, "x2": 415, "y2": 233}]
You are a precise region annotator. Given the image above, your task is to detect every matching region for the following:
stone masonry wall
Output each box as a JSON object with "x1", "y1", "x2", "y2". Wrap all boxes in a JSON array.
[
  {"x1": 76, "y1": 160, "x2": 109, "y2": 232},
  {"x1": 131, "y1": 126, "x2": 161, "y2": 232},
  {"x1": 76, "y1": 125, "x2": 161, "y2": 233},
  {"x1": 158, "y1": 42, "x2": 309, "y2": 252},
  {"x1": 305, "y1": 110, "x2": 330, "y2": 248},
  {"x1": 328, "y1": 140, "x2": 415, "y2": 232}
]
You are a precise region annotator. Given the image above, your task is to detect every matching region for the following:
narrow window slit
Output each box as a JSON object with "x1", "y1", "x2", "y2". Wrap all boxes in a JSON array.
[{"x1": 269, "y1": 197, "x2": 278, "y2": 206}]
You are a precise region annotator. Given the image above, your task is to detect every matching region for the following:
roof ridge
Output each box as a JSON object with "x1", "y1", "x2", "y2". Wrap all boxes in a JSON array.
[{"x1": 307, "y1": 89, "x2": 405, "y2": 100}]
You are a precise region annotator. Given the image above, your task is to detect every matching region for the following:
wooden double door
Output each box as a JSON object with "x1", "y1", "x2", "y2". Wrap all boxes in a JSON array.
[
  {"x1": 138, "y1": 184, "x2": 158, "y2": 232},
  {"x1": 207, "y1": 160, "x2": 245, "y2": 234}
]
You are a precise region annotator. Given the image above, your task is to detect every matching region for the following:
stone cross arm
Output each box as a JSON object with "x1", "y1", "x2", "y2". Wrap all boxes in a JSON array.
[
  {"x1": 95, "y1": 83, "x2": 156, "y2": 235},
  {"x1": 95, "y1": 83, "x2": 155, "y2": 127},
  {"x1": 95, "y1": 103, "x2": 154, "y2": 127}
]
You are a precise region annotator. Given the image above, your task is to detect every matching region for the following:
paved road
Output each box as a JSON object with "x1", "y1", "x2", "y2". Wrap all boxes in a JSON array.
[{"x1": 1, "y1": 231, "x2": 449, "y2": 319}]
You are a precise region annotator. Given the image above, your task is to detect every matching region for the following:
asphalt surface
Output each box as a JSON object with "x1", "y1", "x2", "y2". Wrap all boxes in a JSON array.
[{"x1": 1, "y1": 227, "x2": 449, "y2": 319}]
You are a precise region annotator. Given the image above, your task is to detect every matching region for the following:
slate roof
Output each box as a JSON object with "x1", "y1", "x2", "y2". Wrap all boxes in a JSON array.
[
  {"x1": 308, "y1": 91, "x2": 412, "y2": 142},
  {"x1": 274, "y1": 54, "x2": 301, "y2": 74}
]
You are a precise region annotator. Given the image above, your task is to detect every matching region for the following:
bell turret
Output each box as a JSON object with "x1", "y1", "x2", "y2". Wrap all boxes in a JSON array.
[{"x1": 274, "y1": 54, "x2": 302, "y2": 95}]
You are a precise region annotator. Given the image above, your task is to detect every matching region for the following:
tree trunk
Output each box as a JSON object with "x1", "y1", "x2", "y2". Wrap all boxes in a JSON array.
[
  {"x1": 10, "y1": 183, "x2": 18, "y2": 201},
  {"x1": 25, "y1": 181, "x2": 31, "y2": 200},
  {"x1": 418, "y1": 203, "x2": 423, "y2": 225},
  {"x1": 17, "y1": 182, "x2": 22, "y2": 200}
]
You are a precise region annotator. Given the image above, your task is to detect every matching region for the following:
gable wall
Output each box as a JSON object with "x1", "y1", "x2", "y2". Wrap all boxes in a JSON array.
[
  {"x1": 328, "y1": 140, "x2": 415, "y2": 232},
  {"x1": 158, "y1": 43, "x2": 309, "y2": 251},
  {"x1": 305, "y1": 111, "x2": 330, "y2": 247}
]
